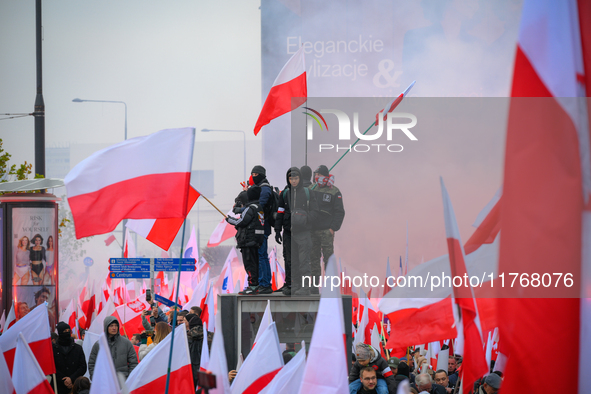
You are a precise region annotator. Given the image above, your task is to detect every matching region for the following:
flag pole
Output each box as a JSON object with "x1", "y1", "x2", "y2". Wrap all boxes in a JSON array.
[
  {"x1": 200, "y1": 194, "x2": 227, "y2": 218},
  {"x1": 165, "y1": 134, "x2": 196, "y2": 394}
]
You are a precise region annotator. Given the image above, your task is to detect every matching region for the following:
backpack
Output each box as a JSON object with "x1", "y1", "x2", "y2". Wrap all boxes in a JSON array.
[{"x1": 260, "y1": 182, "x2": 280, "y2": 227}]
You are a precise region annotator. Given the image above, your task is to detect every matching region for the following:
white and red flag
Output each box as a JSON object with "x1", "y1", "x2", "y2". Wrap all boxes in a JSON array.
[
  {"x1": 0, "y1": 304, "x2": 54, "y2": 376},
  {"x1": 298, "y1": 255, "x2": 349, "y2": 394},
  {"x1": 199, "y1": 323, "x2": 210, "y2": 371},
  {"x1": 440, "y1": 178, "x2": 488, "y2": 393},
  {"x1": 207, "y1": 211, "x2": 237, "y2": 247},
  {"x1": 498, "y1": 0, "x2": 591, "y2": 392},
  {"x1": 61, "y1": 300, "x2": 77, "y2": 333},
  {"x1": 2, "y1": 302, "x2": 15, "y2": 334},
  {"x1": 208, "y1": 313, "x2": 231, "y2": 394},
  {"x1": 112, "y1": 295, "x2": 151, "y2": 339},
  {"x1": 201, "y1": 282, "x2": 215, "y2": 332},
  {"x1": 254, "y1": 46, "x2": 307, "y2": 135},
  {"x1": 12, "y1": 333, "x2": 53, "y2": 394},
  {"x1": 88, "y1": 334, "x2": 123, "y2": 394},
  {"x1": 231, "y1": 322, "x2": 283, "y2": 394},
  {"x1": 65, "y1": 128, "x2": 195, "y2": 238},
  {"x1": 127, "y1": 187, "x2": 201, "y2": 251},
  {"x1": 0, "y1": 344, "x2": 14, "y2": 394},
  {"x1": 253, "y1": 300, "x2": 272, "y2": 349},
  {"x1": 183, "y1": 269, "x2": 209, "y2": 312},
  {"x1": 123, "y1": 229, "x2": 136, "y2": 258},
  {"x1": 260, "y1": 341, "x2": 306, "y2": 394},
  {"x1": 127, "y1": 326, "x2": 193, "y2": 394}
]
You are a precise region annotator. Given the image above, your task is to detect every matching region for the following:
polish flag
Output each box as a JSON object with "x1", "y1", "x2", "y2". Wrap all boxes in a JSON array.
[
  {"x1": 200, "y1": 323, "x2": 210, "y2": 371},
  {"x1": 353, "y1": 296, "x2": 368, "y2": 348},
  {"x1": 208, "y1": 313, "x2": 231, "y2": 394},
  {"x1": 231, "y1": 323, "x2": 283, "y2": 394},
  {"x1": 183, "y1": 269, "x2": 209, "y2": 312},
  {"x1": 65, "y1": 128, "x2": 195, "y2": 239},
  {"x1": 12, "y1": 334, "x2": 53, "y2": 394},
  {"x1": 253, "y1": 300, "x2": 272, "y2": 349},
  {"x1": 254, "y1": 46, "x2": 307, "y2": 135},
  {"x1": 201, "y1": 283, "x2": 215, "y2": 332},
  {"x1": 440, "y1": 178, "x2": 488, "y2": 393},
  {"x1": 498, "y1": 1, "x2": 591, "y2": 392},
  {"x1": 61, "y1": 300, "x2": 77, "y2": 332},
  {"x1": 127, "y1": 326, "x2": 194, "y2": 394},
  {"x1": 298, "y1": 255, "x2": 349, "y2": 394},
  {"x1": 2, "y1": 302, "x2": 15, "y2": 334},
  {"x1": 124, "y1": 229, "x2": 136, "y2": 258},
  {"x1": 0, "y1": 304, "x2": 54, "y2": 376},
  {"x1": 207, "y1": 211, "x2": 237, "y2": 248},
  {"x1": 0, "y1": 344, "x2": 15, "y2": 394},
  {"x1": 383, "y1": 258, "x2": 393, "y2": 295},
  {"x1": 184, "y1": 225, "x2": 199, "y2": 260},
  {"x1": 370, "y1": 323, "x2": 381, "y2": 352},
  {"x1": 88, "y1": 334, "x2": 123, "y2": 394},
  {"x1": 104, "y1": 234, "x2": 117, "y2": 246},
  {"x1": 375, "y1": 81, "x2": 415, "y2": 125},
  {"x1": 260, "y1": 341, "x2": 306, "y2": 394},
  {"x1": 127, "y1": 187, "x2": 201, "y2": 251},
  {"x1": 112, "y1": 295, "x2": 151, "y2": 339}
]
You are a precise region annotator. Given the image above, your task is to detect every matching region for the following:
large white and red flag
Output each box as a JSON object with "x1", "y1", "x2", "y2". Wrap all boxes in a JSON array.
[
  {"x1": 127, "y1": 326, "x2": 193, "y2": 394},
  {"x1": 112, "y1": 295, "x2": 151, "y2": 339},
  {"x1": 127, "y1": 187, "x2": 201, "y2": 251},
  {"x1": 231, "y1": 322, "x2": 283, "y2": 394},
  {"x1": 440, "y1": 178, "x2": 488, "y2": 393},
  {"x1": 260, "y1": 341, "x2": 306, "y2": 394},
  {"x1": 0, "y1": 304, "x2": 54, "y2": 376},
  {"x1": 254, "y1": 46, "x2": 307, "y2": 135},
  {"x1": 0, "y1": 344, "x2": 14, "y2": 394},
  {"x1": 2, "y1": 302, "x2": 15, "y2": 334},
  {"x1": 208, "y1": 313, "x2": 231, "y2": 394},
  {"x1": 65, "y1": 128, "x2": 195, "y2": 238},
  {"x1": 207, "y1": 211, "x2": 237, "y2": 247},
  {"x1": 498, "y1": 0, "x2": 591, "y2": 392},
  {"x1": 12, "y1": 333, "x2": 53, "y2": 394},
  {"x1": 298, "y1": 255, "x2": 349, "y2": 394},
  {"x1": 88, "y1": 334, "x2": 123, "y2": 394}
]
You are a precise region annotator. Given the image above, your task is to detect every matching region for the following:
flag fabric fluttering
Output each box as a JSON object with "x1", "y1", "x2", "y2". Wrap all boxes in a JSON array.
[
  {"x1": 440, "y1": 178, "x2": 488, "y2": 393},
  {"x1": 12, "y1": 333, "x2": 53, "y2": 394},
  {"x1": 126, "y1": 187, "x2": 201, "y2": 251},
  {"x1": 208, "y1": 313, "x2": 231, "y2": 394},
  {"x1": 126, "y1": 326, "x2": 194, "y2": 394},
  {"x1": 260, "y1": 340, "x2": 306, "y2": 394},
  {"x1": 254, "y1": 46, "x2": 307, "y2": 135},
  {"x1": 230, "y1": 322, "x2": 283, "y2": 394},
  {"x1": 207, "y1": 210, "x2": 238, "y2": 248},
  {"x1": 2, "y1": 302, "x2": 15, "y2": 334},
  {"x1": 298, "y1": 255, "x2": 349, "y2": 394},
  {"x1": 199, "y1": 322, "x2": 210, "y2": 371},
  {"x1": 253, "y1": 300, "x2": 272, "y2": 349},
  {"x1": 0, "y1": 303, "x2": 54, "y2": 376},
  {"x1": 498, "y1": 0, "x2": 591, "y2": 393},
  {"x1": 0, "y1": 344, "x2": 14, "y2": 394},
  {"x1": 65, "y1": 128, "x2": 195, "y2": 239}
]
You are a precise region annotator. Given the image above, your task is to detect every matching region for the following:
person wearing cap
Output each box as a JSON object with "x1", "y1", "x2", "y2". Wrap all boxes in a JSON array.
[
  {"x1": 53, "y1": 322, "x2": 87, "y2": 394},
  {"x1": 476, "y1": 373, "x2": 502, "y2": 394},
  {"x1": 349, "y1": 343, "x2": 395, "y2": 394},
  {"x1": 88, "y1": 316, "x2": 137, "y2": 379},
  {"x1": 309, "y1": 164, "x2": 345, "y2": 292},
  {"x1": 274, "y1": 167, "x2": 319, "y2": 295},
  {"x1": 248, "y1": 165, "x2": 274, "y2": 294}
]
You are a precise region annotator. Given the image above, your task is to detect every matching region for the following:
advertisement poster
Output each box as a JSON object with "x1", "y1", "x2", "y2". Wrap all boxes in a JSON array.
[{"x1": 11, "y1": 207, "x2": 57, "y2": 328}]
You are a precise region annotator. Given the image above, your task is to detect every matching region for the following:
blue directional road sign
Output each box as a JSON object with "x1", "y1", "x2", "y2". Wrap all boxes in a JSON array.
[
  {"x1": 109, "y1": 264, "x2": 151, "y2": 272},
  {"x1": 110, "y1": 258, "x2": 151, "y2": 264},
  {"x1": 154, "y1": 258, "x2": 196, "y2": 265},
  {"x1": 110, "y1": 272, "x2": 150, "y2": 279},
  {"x1": 154, "y1": 294, "x2": 181, "y2": 308},
  {"x1": 154, "y1": 264, "x2": 196, "y2": 272}
]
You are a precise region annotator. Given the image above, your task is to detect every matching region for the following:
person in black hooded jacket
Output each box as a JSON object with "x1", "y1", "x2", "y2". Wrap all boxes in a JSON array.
[
  {"x1": 227, "y1": 186, "x2": 265, "y2": 295},
  {"x1": 274, "y1": 167, "x2": 319, "y2": 295},
  {"x1": 53, "y1": 322, "x2": 87, "y2": 394}
]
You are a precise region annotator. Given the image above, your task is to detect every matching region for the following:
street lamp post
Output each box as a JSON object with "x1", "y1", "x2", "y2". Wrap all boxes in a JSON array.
[
  {"x1": 73, "y1": 98, "x2": 128, "y2": 256},
  {"x1": 201, "y1": 129, "x2": 246, "y2": 182},
  {"x1": 72, "y1": 98, "x2": 127, "y2": 140}
]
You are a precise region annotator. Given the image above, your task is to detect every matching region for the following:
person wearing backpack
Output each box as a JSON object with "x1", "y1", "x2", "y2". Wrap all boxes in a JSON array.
[
  {"x1": 226, "y1": 186, "x2": 266, "y2": 295},
  {"x1": 248, "y1": 165, "x2": 275, "y2": 294},
  {"x1": 275, "y1": 167, "x2": 319, "y2": 295}
]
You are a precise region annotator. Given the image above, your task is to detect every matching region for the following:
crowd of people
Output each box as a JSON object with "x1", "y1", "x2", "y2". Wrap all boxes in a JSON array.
[{"x1": 227, "y1": 164, "x2": 345, "y2": 296}]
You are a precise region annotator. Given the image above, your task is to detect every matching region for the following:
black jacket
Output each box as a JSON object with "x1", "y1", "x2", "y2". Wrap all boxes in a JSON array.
[
  {"x1": 275, "y1": 168, "x2": 319, "y2": 233},
  {"x1": 227, "y1": 201, "x2": 265, "y2": 248},
  {"x1": 53, "y1": 339, "x2": 87, "y2": 394},
  {"x1": 309, "y1": 183, "x2": 345, "y2": 231}
]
